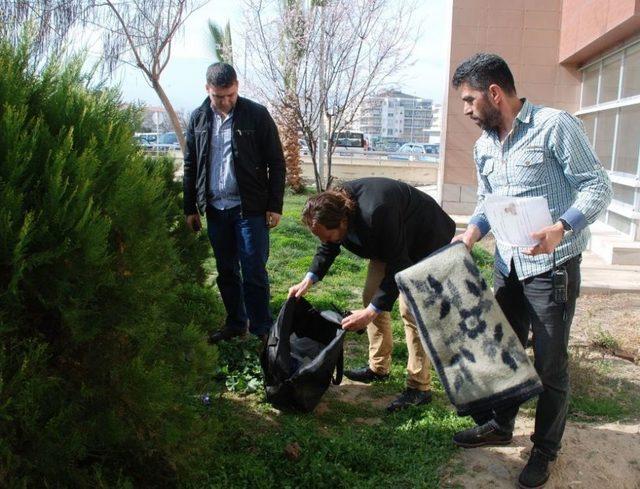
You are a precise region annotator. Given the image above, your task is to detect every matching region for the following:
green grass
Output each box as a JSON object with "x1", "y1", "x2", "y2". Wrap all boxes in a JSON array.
[
  {"x1": 202, "y1": 191, "x2": 638, "y2": 487},
  {"x1": 567, "y1": 350, "x2": 640, "y2": 422}
]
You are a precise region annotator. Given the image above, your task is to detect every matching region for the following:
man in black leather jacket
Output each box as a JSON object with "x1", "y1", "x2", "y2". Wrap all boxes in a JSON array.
[{"x1": 184, "y1": 63, "x2": 285, "y2": 343}]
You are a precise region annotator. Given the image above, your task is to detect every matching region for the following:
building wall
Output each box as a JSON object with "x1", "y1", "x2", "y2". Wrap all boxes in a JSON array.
[
  {"x1": 559, "y1": 0, "x2": 640, "y2": 64},
  {"x1": 440, "y1": 0, "x2": 580, "y2": 215}
]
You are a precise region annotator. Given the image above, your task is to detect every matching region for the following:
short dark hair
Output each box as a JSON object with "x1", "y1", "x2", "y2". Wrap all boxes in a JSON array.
[
  {"x1": 206, "y1": 62, "x2": 237, "y2": 87},
  {"x1": 452, "y1": 53, "x2": 516, "y2": 95},
  {"x1": 301, "y1": 188, "x2": 357, "y2": 230}
]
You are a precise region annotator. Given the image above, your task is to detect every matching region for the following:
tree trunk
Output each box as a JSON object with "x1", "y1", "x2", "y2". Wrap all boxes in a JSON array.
[
  {"x1": 152, "y1": 78, "x2": 186, "y2": 153},
  {"x1": 276, "y1": 94, "x2": 304, "y2": 193}
]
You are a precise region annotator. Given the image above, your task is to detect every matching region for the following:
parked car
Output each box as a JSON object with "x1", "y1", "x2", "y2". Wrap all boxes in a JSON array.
[
  {"x1": 153, "y1": 132, "x2": 181, "y2": 153},
  {"x1": 388, "y1": 142, "x2": 439, "y2": 161},
  {"x1": 133, "y1": 134, "x2": 154, "y2": 149}
]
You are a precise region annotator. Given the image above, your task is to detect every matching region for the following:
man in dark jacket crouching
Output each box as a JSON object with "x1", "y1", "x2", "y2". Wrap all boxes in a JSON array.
[{"x1": 289, "y1": 178, "x2": 456, "y2": 411}]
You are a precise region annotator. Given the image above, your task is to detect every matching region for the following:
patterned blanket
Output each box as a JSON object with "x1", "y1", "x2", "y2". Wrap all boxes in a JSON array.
[{"x1": 395, "y1": 242, "x2": 543, "y2": 416}]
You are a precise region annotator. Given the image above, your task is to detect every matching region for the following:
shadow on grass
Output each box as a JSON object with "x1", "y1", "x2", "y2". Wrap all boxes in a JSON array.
[{"x1": 196, "y1": 387, "x2": 473, "y2": 489}]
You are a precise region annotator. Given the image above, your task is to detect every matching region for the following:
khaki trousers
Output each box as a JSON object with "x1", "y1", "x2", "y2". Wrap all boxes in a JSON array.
[{"x1": 362, "y1": 260, "x2": 432, "y2": 391}]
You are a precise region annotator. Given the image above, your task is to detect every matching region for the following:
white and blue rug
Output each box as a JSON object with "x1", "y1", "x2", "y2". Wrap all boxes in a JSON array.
[{"x1": 395, "y1": 242, "x2": 543, "y2": 416}]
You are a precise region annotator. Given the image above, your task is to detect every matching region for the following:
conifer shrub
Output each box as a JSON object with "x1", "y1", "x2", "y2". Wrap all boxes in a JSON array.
[{"x1": 0, "y1": 39, "x2": 221, "y2": 487}]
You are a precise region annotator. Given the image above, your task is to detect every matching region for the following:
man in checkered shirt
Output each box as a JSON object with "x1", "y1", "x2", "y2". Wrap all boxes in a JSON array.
[{"x1": 450, "y1": 53, "x2": 611, "y2": 489}]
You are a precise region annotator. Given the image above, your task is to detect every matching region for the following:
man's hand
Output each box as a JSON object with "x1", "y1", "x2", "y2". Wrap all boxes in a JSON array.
[
  {"x1": 186, "y1": 214, "x2": 202, "y2": 232},
  {"x1": 266, "y1": 211, "x2": 281, "y2": 229},
  {"x1": 341, "y1": 307, "x2": 378, "y2": 332},
  {"x1": 451, "y1": 224, "x2": 482, "y2": 251},
  {"x1": 523, "y1": 222, "x2": 564, "y2": 256},
  {"x1": 288, "y1": 277, "x2": 313, "y2": 299}
]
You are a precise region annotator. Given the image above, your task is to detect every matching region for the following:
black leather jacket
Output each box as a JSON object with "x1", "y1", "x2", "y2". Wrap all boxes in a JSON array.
[
  {"x1": 183, "y1": 96, "x2": 285, "y2": 216},
  {"x1": 309, "y1": 178, "x2": 456, "y2": 311}
]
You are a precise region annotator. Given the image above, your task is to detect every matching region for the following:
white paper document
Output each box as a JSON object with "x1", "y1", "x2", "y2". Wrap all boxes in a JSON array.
[{"x1": 483, "y1": 195, "x2": 553, "y2": 247}]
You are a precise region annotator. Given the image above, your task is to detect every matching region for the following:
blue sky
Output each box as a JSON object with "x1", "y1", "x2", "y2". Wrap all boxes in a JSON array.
[{"x1": 105, "y1": 0, "x2": 449, "y2": 112}]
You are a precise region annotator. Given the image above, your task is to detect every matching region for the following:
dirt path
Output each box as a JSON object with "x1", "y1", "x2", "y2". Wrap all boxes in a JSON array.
[{"x1": 444, "y1": 417, "x2": 640, "y2": 488}]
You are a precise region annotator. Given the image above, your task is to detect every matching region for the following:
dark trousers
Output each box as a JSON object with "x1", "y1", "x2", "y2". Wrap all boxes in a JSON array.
[
  {"x1": 206, "y1": 205, "x2": 272, "y2": 336},
  {"x1": 472, "y1": 255, "x2": 581, "y2": 458}
]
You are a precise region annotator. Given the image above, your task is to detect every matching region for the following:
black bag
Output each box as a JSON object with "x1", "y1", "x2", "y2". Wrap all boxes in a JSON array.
[{"x1": 261, "y1": 297, "x2": 346, "y2": 412}]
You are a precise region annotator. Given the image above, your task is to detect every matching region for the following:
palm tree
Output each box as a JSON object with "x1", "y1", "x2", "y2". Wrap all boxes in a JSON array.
[
  {"x1": 207, "y1": 20, "x2": 233, "y2": 64},
  {"x1": 276, "y1": 0, "x2": 305, "y2": 193}
]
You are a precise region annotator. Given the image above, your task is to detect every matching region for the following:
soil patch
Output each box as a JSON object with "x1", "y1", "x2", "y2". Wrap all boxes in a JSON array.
[{"x1": 444, "y1": 417, "x2": 640, "y2": 488}]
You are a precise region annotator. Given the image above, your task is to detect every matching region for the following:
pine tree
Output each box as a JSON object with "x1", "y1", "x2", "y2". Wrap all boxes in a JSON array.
[{"x1": 0, "y1": 38, "x2": 222, "y2": 487}]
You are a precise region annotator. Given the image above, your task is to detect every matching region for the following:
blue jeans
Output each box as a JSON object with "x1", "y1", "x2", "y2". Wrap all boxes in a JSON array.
[
  {"x1": 206, "y1": 205, "x2": 272, "y2": 336},
  {"x1": 472, "y1": 255, "x2": 581, "y2": 458}
]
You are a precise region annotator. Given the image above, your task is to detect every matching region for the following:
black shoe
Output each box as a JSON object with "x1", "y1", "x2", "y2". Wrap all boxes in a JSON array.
[
  {"x1": 258, "y1": 333, "x2": 269, "y2": 352},
  {"x1": 386, "y1": 388, "x2": 433, "y2": 413},
  {"x1": 452, "y1": 422, "x2": 513, "y2": 448},
  {"x1": 344, "y1": 366, "x2": 389, "y2": 383},
  {"x1": 518, "y1": 448, "x2": 554, "y2": 488},
  {"x1": 208, "y1": 327, "x2": 247, "y2": 344}
]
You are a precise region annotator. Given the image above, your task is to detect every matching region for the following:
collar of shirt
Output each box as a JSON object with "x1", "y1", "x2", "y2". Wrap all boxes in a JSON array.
[{"x1": 210, "y1": 104, "x2": 234, "y2": 122}]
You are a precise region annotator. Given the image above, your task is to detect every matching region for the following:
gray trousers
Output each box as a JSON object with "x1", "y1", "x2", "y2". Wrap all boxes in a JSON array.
[{"x1": 472, "y1": 254, "x2": 581, "y2": 458}]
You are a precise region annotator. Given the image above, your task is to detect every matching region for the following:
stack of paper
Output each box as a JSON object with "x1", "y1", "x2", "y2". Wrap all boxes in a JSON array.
[{"x1": 483, "y1": 195, "x2": 553, "y2": 247}]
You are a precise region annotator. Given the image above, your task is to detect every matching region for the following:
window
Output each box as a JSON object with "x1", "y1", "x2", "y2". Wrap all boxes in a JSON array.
[
  {"x1": 594, "y1": 110, "x2": 616, "y2": 170},
  {"x1": 622, "y1": 43, "x2": 640, "y2": 98},
  {"x1": 581, "y1": 113, "x2": 596, "y2": 143},
  {"x1": 577, "y1": 39, "x2": 640, "y2": 240},
  {"x1": 614, "y1": 104, "x2": 640, "y2": 175},
  {"x1": 607, "y1": 212, "x2": 632, "y2": 235},
  {"x1": 581, "y1": 64, "x2": 599, "y2": 107},
  {"x1": 612, "y1": 183, "x2": 635, "y2": 206},
  {"x1": 599, "y1": 55, "x2": 622, "y2": 103}
]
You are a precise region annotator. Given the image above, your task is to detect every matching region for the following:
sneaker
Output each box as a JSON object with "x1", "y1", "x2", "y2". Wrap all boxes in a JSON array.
[
  {"x1": 452, "y1": 422, "x2": 513, "y2": 448},
  {"x1": 518, "y1": 448, "x2": 554, "y2": 489},
  {"x1": 344, "y1": 366, "x2": 389, "y2": 383},
  {"x1": 208, "y1": 327, "x2": 247, "y2": 344},
  {"x1": 386, "y1": 388, "x2": 433, "y2": 413}
]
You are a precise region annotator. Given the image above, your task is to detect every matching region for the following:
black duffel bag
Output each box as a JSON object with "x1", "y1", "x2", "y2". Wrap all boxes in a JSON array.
[{"x1": 261, "y1": 297, "x2": 346, "y2": 412}]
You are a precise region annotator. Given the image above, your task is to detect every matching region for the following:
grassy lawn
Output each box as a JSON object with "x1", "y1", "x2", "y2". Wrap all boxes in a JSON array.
[
  {"x1": 197, "y1": 191, "x2": 489, "y2": 488},
  {"x1": 198, "y1": 191, "x2": 638, "y2": 488}
]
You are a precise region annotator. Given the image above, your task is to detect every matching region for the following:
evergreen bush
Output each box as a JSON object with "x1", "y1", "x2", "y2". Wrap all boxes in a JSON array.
[{"x1": 0, "y1": 39, "x2": 220, "y2": 487}]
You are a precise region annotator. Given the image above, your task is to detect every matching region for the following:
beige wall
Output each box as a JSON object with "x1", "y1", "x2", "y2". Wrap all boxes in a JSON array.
[
  {"x1": 559, "y1": 0, "x2": 640, "y2": 64},
  {"x1": 300, "y1": 158, "x2": 438, "y2": 187},
  {"x1": 440, "y1": 0, "x2": 581, "y2": 215}
]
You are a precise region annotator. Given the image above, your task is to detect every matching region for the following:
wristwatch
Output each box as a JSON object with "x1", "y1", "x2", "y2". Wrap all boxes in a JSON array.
[{"x1": 559, "y1": 218, "x2": 573, "y2": 238}]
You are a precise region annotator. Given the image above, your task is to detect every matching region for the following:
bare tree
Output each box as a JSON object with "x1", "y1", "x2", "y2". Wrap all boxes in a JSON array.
[
  {"x1": 93, "y1": 0, "x2": 208, "y2": 152},
  {"x1": 243, "y1": 0, "x2": 420, "y2": 191},
  {"x1": 1, "y1": 1, "x2": 207, "y2": 153},
  {"x1": 1, "y1": 1, "x2": 83, "y2": 58}
]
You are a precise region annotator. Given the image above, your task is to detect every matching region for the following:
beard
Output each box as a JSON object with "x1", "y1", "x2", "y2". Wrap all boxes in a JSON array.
[{"x1": 473, "y1": 103, "x2": 502, "y2": 132}]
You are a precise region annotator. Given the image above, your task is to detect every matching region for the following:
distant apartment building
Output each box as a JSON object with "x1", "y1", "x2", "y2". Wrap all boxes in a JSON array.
[
  {"x1": 423, "y1": 103, "x2": 442, "y2": 144},
  {"x1": 439, "y1": 0, "x2": 640, "y2": 264},
  {"x1": 353, "y1": 90, "x2": 433, "y2": 142}
]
